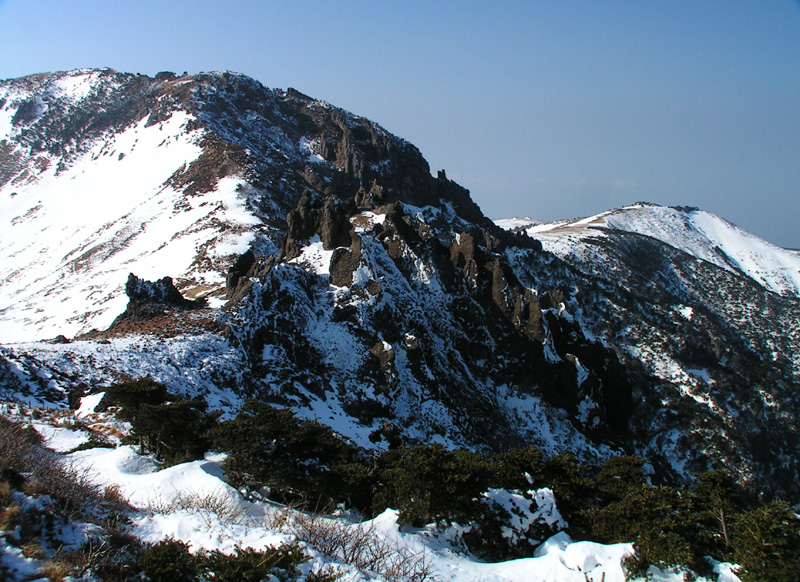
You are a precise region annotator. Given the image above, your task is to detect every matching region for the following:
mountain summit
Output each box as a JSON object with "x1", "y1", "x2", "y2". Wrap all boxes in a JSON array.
[
  {"x1": 1, "y1": 69, "x2": 799, "y2": 502},
  {"x1": 0, "y1": 68, "x2": 483, "y2": 343}
]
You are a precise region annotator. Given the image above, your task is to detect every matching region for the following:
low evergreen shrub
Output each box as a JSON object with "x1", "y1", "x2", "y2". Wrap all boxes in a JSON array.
[
  {"x1": 213, "y1": 399, "x2": 359, "y2": 507},
  {"x1": 139, "y1": 539, "x2": 309, "y2": 582},
  {"x1": 139, "y1": 538, "x2": 201, "y2": 582},
  {"x1": 733, "y1": 500, "x2": 800, "y2": 582},
  {"x1": 373, "y1": 443, "x2": 492, "y2": 526},
  {"x1": 202, "y1": 544, "x2": 307, "y2": 582},
  {"x1": 105, "y1": 378, "x2": 219, "y2": 465}
]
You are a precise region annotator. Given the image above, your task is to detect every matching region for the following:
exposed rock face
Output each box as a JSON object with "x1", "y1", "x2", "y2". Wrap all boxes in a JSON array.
[
  {"x1": 281, "y1": 193, "x2": 354, "y2": 260},
  {"x1": 436, "y1": 170, "x2": 487, "y2": 226},
  {"x1": 125, "y1": 273, "x2": 193, "y2": 306},
  {"x1": 354, "y1": 181, "x2": 386, "y2": 209},
  {"x1": 505, "y1": 212, "x2": 800, "y2": 497},
  {"x1": 113, "y1": 274, "x2": 202, "y2": 324},
  {"x1": 226, "y1": 250, "x2": 257, "y2": 294},
  {"x1": 217, "y1": 198, "x2": 636, "y2": 454},
  {"x1": 329, "y1": 238, "x2": 363, "y2": 288},
  {"x1": 226, "y1": 251, "x2": 275, "y2": 305},
  {"x1": 449, "y1": 230, "x2": 547, "y2": 342}
]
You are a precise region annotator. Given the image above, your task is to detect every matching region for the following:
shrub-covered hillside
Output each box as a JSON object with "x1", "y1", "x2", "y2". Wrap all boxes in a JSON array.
[{"x1": 1, "y1": 378, "x2": 797, "y2": 581}]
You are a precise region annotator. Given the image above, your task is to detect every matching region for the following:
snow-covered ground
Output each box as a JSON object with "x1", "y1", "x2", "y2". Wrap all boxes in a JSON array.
[
  {"x1": 52, "y1": 432, "x2": 635, "y2": 582},
  {"x1": 493, "y1": 217, "x2": 542, "y2": 231},
  {"x1": 0, "y1": 333, "x2": 248, "y2": 411}
]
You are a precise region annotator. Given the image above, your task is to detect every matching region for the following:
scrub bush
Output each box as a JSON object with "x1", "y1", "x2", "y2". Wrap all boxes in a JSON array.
[{"x1": 213, "y1": 399, "x2": 360, "y2": 507}]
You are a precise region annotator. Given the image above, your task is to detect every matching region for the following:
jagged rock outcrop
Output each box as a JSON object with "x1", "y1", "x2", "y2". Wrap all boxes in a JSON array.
[
  {"x1": 280, "y1": 192, "x2": 355, "y2": 260},
  {"x1": 112, "y1": 274, "x2": 203, "y2": 324},
  {"x1": 214, "y1": 196, "x2": 636, "y2": 454},
  {"x1": 449, "y1": 230, "x2": 547, "y2": 341},
  {"x1": 226, "y1": 251, "x2": 275, "y2": 305},
  {"x1": 329, "y1": 238, "x2": 363, "y2": 288}
]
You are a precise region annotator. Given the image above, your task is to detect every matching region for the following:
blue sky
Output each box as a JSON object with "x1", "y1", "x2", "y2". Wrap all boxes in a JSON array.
[{"x1": 1, "y1": 1, "x2": 799, "y2": 248}]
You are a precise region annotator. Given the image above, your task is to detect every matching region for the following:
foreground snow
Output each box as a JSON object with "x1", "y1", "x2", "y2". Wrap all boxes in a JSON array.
[
  {"x1": 72, "y1": 446, "x2": 637, "y2": 582},
  {"x1": 64, "y1": 438, "x2": 633, "y2": 581},
  {"x1": 1, "y1": 410, "x2": 741, "y2": 582}
]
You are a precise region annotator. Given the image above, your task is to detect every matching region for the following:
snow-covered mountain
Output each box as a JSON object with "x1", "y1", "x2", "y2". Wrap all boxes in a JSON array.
[
  {"x1": 498, "y1": 203, "x2": 800, "y2": 297},
  {"x1": 1, "y1": 69, "x2": 799, "y2": 506}
]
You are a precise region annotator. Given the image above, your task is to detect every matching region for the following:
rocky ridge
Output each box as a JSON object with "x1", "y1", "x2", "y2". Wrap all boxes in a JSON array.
[{"x1": 0, "y1": 69, "x2": 798, "y2": 500}]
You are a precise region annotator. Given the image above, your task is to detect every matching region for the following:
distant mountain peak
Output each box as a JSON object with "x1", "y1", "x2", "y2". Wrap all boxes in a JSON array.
[{"x1": 500, "y1": 203, "x2": 800, "y2": 297}]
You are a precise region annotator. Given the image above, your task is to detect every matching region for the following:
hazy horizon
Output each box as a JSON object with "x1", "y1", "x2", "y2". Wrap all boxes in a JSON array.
[{"x1": 1, "y1": 0, "x2": 798, "y2": 248}]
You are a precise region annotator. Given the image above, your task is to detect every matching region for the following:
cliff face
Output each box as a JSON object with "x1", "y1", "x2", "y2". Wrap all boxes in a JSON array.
[{"x1": 1, "y1": 69, "x2": 798, "y2": 499}]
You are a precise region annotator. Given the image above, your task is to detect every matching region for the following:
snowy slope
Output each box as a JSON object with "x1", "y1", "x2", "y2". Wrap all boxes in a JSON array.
[
  {"x1": 497, "y1": 203, "x2": 800, "y2": 499},
  {"x1": 1, "y1": 68, "x2": 798, "y2": 513},
  {"x1": 511, "y1": 203, "x2": 800, "y2": 296},
  {"x1": 0, "y1": 71, "x2": 262, "y2": 342},
  {"x1": 493, "y1": 216, "x2": 541, "y2": 231},
  {"x1": 0, "y1": 67, "x2": 462, "y2": 344}
]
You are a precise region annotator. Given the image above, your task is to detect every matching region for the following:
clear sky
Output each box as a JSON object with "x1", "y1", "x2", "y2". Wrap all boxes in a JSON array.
[{"x1": 1, "y1": 1, "x2": 799, "y2": 248}]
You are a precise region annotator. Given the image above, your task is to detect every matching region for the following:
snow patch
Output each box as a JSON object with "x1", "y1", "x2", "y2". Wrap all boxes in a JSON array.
[
  {"x1": 77, "y1": 392, "x2": 105, "y2": 417},
  {"x1": 289, "y1": 236, "x2": 335, "y2": 276},
  {"x1": 0, "y1": 111, "x2": 266, "y2": 342},
  {"x1": 54, "y1": 70, "x2": 103, "y2": 101}
]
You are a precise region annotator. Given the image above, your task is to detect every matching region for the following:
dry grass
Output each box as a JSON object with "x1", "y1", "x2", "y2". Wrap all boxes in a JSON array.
[
  {"x1": 0, "y1": 411, "x2": 435, "y2": 582},
  {"x1": 0, "y1": 481, "x2": 11, "y2": 507},
  {"x1": 52, "y1": 415, "x2": 80, "y2": 429},
  {"x1": 22, "y1": 479, "x2": 48, "y2": 498},
  {"x1": 21, "y1": 541, "x2": 46, "y2": 559},
  {"x1": 39, "y1": 561, "x2": 71, "y2": 582},
  {"x1": 141, "y1": 491, "x2": 436, "y2": 581},
  {"x1": 288, "y1": 512, "x2": 437, "y2": 582},
  {"x1": 50, "y1": 538, "x2": 139, "y2": 582},
  {"x1": 0, "y1": 413, "x2": 141, "y2": 581},
  {"x1": 102, "y1": 484, "x2": 130, "y2": 507},
  {"x1": 0, "y1": 415, "x2": 102, "y2": 517},
  {"x1": 145, "y1": 489, "x2": 249, "y2": 526},
  {"x1": 0, "y1": 504, "x2": 22, "y2": 530}
]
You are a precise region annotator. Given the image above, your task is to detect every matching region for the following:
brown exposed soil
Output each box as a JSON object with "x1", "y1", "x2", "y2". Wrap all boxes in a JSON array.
[
  {"x1": 75, "y1": 308, "x2": 230, "y2": 340},
  {"x1": 165, "y1": 135, "x2": 248, "y2": 195}
]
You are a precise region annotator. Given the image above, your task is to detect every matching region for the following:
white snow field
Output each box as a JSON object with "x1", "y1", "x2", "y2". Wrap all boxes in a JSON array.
[{"x1": 0, "y1": 72, "x2": 261, "y2": 343}]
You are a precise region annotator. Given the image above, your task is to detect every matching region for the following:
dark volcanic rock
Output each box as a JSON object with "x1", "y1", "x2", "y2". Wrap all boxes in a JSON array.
[
  {"x1": 330, "y1": 237, "x2": 363, "y2": 287},
  {"x1": 1, "y1": 68, "x2": 796, "y2": 501},
  {"x1": 281, "y1": 193, "x2": 354, "y2": 260},
  {"x1": 226, "y1": 252, "x2": 275, "y2": 304},
  {"x1": 125, "y1": 273, "x2": 192, "y2": 306},
  {"x1": 113, "y1": 273, "x2": 203, "y2": 324}
]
